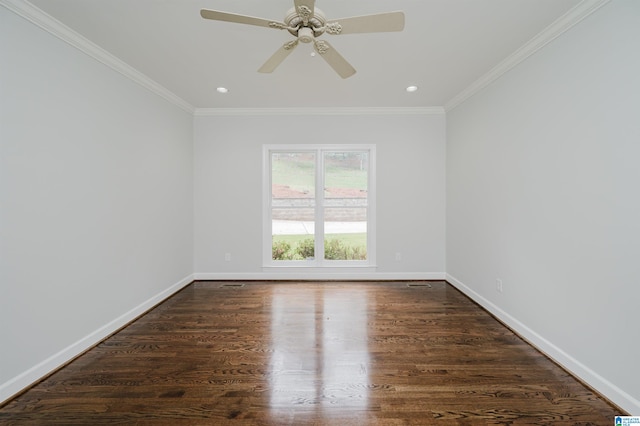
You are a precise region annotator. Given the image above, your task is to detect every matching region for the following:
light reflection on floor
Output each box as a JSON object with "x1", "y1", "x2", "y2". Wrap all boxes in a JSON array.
[{"x1": 268, "y1": 285, "x2": 370, "y2": 420}]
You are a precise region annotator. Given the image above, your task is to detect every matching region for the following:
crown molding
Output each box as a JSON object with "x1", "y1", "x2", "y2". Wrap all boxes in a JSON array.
[
  {"x1": 1, "y1": 0, "x2": 195, "y2": 114},
  {"x1": 194, "y1": 107, "x2": 445, "y2": 117},
  {"x1": 444, "y1": 0, "x2": 611, "y2": 112}
]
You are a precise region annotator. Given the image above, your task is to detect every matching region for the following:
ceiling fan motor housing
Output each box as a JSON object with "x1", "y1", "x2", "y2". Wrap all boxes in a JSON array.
[{"x1": 285, "y1": 7, "x2": 326, "y2": 38}]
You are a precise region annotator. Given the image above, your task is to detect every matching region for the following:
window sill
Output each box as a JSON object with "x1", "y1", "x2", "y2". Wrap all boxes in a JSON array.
[{"x1": 262, "y1": 264, "x2": 377, "y2": 270}]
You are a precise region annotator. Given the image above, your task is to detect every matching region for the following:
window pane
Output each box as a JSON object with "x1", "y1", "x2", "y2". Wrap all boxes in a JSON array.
[
  {"x1": 324, "y1": 152, "x2": 368, "y2": 199},
  {"x1": 323, "y1": 152, "x2": 368, "y2": 261},
  {"x1": 324, "y1": 208, "x2": 367, "y2": 261},
  {"x1": 272, "y1": 208, "x2": 315, "y2": 261},
  {"x1": 272, "y1": 152, "x2": 315, "y2": 199},
  {"x1": 271, "y1": 153, "x2": 316, "y2": 261}
]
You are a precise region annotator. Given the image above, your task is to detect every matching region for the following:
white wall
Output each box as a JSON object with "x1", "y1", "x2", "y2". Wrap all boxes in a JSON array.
[
  {"x1": 0, "y1": 7, "x2": 194, "y2": 403},
  {"x1": 446, "y1": 0, "x2": 640, "y2": 414},
  {"x1": 194, "y1": 113, "x2": 446, "y2": 279}
]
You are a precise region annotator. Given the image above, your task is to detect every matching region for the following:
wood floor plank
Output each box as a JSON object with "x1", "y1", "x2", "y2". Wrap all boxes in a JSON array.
[{"x1": 0, "y1": 281, "x2": 624, "y2": 424}]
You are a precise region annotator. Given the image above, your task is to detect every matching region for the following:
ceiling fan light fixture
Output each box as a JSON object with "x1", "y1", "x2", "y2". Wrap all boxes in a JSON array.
[
  {"x1": 298, "y1": 27, "x2": 314, "y2": 43},
  {"x1": 216, "y1": 87, "x2": 229, "y2": 93},
  {"x1": 406, "y1": 85, "x2": 418, "y2": 93}
]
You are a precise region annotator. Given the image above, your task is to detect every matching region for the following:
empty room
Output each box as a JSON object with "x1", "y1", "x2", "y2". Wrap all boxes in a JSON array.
[{"x1": 1, "y1": 0, "x2": 638, "y2": 423}]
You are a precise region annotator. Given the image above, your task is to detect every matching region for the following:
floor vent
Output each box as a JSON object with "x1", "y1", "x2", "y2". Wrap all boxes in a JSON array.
[
  {"x1": 406, "y1": 283, "x2": 432, "y2": 288},
  {"x1": 219, "y1": 283, "x2": 246, "y2": 288}
]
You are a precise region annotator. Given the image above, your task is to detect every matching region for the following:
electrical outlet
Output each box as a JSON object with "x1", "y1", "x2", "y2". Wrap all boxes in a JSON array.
[
  {"x1": 395, "y1": 252, "x2": 402, "y2": 261},
  {"x1": 496, "y1": 279, "x2": 503, "y2": 293},
  {"x1": 225, "y1": 253, "x2": 231, "y2": 262}
]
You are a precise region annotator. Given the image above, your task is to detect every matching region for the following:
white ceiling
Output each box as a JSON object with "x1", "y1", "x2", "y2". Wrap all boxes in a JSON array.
[{"x1": 26, "y1": 0, "x2": 583, "y2": 109}]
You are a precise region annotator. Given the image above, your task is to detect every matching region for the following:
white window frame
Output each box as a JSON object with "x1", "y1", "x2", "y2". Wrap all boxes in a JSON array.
[{"x1": 263, "y1": 144, "x2": 376, "y2": 268}]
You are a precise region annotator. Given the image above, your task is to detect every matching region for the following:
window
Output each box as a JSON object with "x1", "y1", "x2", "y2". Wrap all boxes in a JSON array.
[{"x1": 263, "y1": 145, "x2": 376, "y2": 267}]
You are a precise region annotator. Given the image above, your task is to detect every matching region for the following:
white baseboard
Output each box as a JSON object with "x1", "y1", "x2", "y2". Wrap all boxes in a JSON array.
[
  {"x1": 0, "y1": 274, "x2": 195, "y2": 406},
  {"x1": 194, "y1": 272, "x2": 447, "y2": 281},
  {"x1": 446, "y1": 273, "x2": 639, "y2": 415}
]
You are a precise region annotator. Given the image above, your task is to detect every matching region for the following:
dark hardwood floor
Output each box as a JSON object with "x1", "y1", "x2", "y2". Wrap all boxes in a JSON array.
[{"x1": 0, "y1": 281, "x2": 623, "y2": 425}]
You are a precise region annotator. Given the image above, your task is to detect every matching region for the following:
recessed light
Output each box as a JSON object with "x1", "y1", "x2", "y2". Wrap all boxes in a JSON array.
[
  {"x1": 406, "y1": 85, "x2": 418, "y2": 93},
  {"x1": 216, "y1": 87, "x2": 229, "y2": 93}
]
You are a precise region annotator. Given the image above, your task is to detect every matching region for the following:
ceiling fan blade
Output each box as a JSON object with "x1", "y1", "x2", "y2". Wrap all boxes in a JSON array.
[
  {"x1": 293, "y1": 0, "x2": 315, "y2": 26},
  {"x1": 200, "y1": 9, "x2": 287, "y2": 30},
  {"x1": 325, "y1": 11, "x2": 405, "y2": 35},
  {"x1": 258, "y1": 41, "x2": 299, "y2": 73},
  {"x1": 313, "y1": 40, "x2": 356, "y2": 79}
]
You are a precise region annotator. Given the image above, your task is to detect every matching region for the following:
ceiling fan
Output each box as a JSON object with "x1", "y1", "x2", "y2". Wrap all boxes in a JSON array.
[{"x1": 200, "y1": 0, "x2": 405, "y2": 79}]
